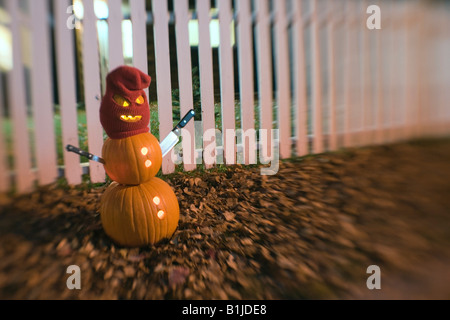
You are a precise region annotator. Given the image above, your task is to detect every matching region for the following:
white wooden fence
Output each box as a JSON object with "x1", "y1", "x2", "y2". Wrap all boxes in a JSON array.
[{"x1": 0, "y1": 0, "x2": 450, "y2": 193}]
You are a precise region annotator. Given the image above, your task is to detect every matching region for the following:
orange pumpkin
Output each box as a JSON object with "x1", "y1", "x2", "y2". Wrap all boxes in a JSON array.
[
  {"x1": 102, "y1": 132, "x2": 162, "y2": 185},
  {"x1": 100, "y1": 177, "x2": 180, "y2": 246}
]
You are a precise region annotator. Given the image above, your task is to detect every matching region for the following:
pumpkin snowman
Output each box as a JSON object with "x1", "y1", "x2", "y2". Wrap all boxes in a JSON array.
[
  {"x1": 100, "y1": 66, "x2": 162, "y2": 185},
  {"x1": 67, "y1": 66, "x2": 193, "y2": 247}
]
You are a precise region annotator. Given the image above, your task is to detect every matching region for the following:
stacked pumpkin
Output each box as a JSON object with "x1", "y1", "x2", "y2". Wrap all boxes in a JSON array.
[{"x1": 99, "y1": 66, "x2": 179, "y2": 247}]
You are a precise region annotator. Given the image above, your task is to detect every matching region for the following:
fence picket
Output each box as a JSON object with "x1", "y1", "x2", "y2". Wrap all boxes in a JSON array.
[
  {"x1": 375, "y1": 22, "x2": 384, "y2": 145},
  {"x1": 343, "y1": 1, "x2": 353, "y2": 148},
  {"x1": 6, "y1": 0, "x2": 33, "y2": 193},
  {"x1": 326, "y1": 1, "x2": 337, "y2": 151},
  {"x1": 54, "y1": 0, "x2": 82, "y2": 185},
  {"x1": 218, "y1": 0, "x2": 236, "y2": 165},
  {"x1": 388, "y1": 3, "x2": 396, "y2": 143},
  {"x1": 174, "y1": 0, "x2": 196, "y2": 171},
  {"x1": 108, "y1": 0, "x2": 124, "y2": 70},
  {"x1": 82, "y1": 0, "x2": 105, "y2": 183},
  {"x1": 254, "y1": 0, "x2": 273, "y2": 161},
  {"x1": 30, "y1": 0, "x2": 58, "y2": 186},
  {"x1": 273, "y1": 0, "x2": 292, "y2": 159},
  {"x1": 0, "y1": 74, "x2": 9, "y2": 192},
  {"x1": 197, "y1": 0, "x2": 216, "y2": 168},
  {"x1": 416, "y1": 9, "x2": 427, "y2": 138},
  {"x1": 236, "y1": 0, "x2": 255, "y2": 165},
  {"x1": 399, "y1": 3, "x2": 409, "y2": 141},
  {"x1": 152, "y1": 0, "x2": 174, "y2": 174},
  {"x1": 130, "y1": 0, "x2": 149, "y2": 104},
  {"x1": 403, "y1": 4, "x2": 417, "y2": 141},
  {"x1": 361, "y1": 0, "x2": 371, "y2": 147},
  {"x1": 310, "y1": 0, "x2": 323, "y2": 154}
]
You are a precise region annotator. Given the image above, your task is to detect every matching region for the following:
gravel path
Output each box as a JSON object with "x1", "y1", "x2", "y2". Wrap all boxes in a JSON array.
[{"x1": 1, "y1": 138, "x2": 450, "y2": 299}]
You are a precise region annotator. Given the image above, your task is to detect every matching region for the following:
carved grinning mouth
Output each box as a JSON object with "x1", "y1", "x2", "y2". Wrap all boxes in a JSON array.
[{"x1": 120, "y1": 115, "x2": 142, "y2": 123}]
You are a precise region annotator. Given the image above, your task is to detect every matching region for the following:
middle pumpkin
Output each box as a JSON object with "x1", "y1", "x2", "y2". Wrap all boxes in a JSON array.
[{"x1": 102, "y1": 132, "x2": 162, "y2": 185}]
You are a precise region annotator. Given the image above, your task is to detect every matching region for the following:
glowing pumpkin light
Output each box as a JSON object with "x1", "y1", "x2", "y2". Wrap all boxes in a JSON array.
[{"x1": 100, "y1": 177, "x2": 180, "y2": 247}]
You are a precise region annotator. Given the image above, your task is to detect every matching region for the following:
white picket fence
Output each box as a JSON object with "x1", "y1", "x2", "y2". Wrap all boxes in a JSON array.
[{"x1": 0, "y1": 0, "x2": 450, "y2": 193}]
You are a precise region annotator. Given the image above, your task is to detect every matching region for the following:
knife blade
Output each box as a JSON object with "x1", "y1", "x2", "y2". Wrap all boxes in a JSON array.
[
  {"x1": 66, "y1": 144, "x2": 106, "y2": 164},
  {"x1": 160, "y1": 109, "x2": 195, "y2": 157}
]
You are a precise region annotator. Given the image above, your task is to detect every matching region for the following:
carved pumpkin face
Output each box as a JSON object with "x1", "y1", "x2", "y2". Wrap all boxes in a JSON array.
[
  {"x1": 100, "y1": 66, "x2": 151, "y2": 139},
  {"x1": 102, "y1": 132, "x2": 162, "y2": 185},
  {"x1": 100, "y1": 178, "x2": 180, "y2": 246}
]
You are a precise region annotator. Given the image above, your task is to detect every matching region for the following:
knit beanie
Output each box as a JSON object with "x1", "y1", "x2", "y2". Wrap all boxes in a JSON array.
[{"x1": 100, "y1": 66, "x2": 151, "y2": 139}]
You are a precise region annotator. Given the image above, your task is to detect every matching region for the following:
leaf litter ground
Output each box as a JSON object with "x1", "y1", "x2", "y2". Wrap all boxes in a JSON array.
[{"x1": 1, "y1": 138, "x2": 450, "y2": 299}]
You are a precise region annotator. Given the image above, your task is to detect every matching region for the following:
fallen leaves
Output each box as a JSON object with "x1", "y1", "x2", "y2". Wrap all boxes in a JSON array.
[
  {"x1": 222, "y1": 211, "x2": 235, "y2": 221},
  {"x1": 1, "y1": 140, "x2": 450, "y2": 299},
  {"x1": 169, "y1": 267, "x2": 190, "y2": 286}
]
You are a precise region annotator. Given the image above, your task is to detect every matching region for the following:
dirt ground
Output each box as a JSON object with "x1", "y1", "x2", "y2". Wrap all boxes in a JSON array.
[{"x1": 1, "y1": 138, "x2": 450, "y2": 300}]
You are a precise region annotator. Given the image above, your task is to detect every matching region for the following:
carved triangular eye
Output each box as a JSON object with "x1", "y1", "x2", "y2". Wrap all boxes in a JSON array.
[
  {"x1": 113, "y1": 94, "x2": 130, "y2": 107},
  {"x1": 136, "y1": 95, "x2": 145, "y2": 105}
]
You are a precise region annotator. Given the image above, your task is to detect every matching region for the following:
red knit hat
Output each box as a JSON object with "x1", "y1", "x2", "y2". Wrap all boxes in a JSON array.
[{"x1": 100, "y1": 66, "x2": 151, "y2": 139}]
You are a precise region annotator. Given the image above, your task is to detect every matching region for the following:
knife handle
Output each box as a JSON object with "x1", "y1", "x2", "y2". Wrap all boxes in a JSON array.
[
  {"x1": 66, "y1": 144, "x2": 91, "y2": 159},
  {"x1": 175, "y1": 109, "x2": 195, "y2": 130},
  {"x1": 66, "y1": 144, "x2": 105, "y2": 164}
]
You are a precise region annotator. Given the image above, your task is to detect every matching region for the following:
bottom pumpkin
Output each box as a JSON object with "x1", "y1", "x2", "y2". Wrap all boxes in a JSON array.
[{"x1": 100, "y1": 177, "x2": 180, "y2": 247}]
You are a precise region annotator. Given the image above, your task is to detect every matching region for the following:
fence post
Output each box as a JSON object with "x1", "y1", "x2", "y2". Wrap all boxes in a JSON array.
[
  {"x1": 236, "y1": 0, "x2": 256, "y2": 165},
  {"x1": 218, "y1": 0, "x2": 236, "y2": 165},
  {"x1": 130, "y1": 0, "x2": 149, "y2": 101},
  {"x1": 416, "y1": 4, "x2": 426, "y2": 138},
  {"x1": 403, "y1": 3, "x2": 414, "y2": 141},
  {"x1": 446, "y1": 12, "x2": 450, "y2": 135},
  {"x1": 5, "y1": 0, "x2": 33, "y2": 192},
  {"x1": 108, "y1": 0, "x2": 124, "y2": 70},
  {"x1": 30, "y1": 0, "x2": 58, "y2": 186},
  {"x1": 0, "y1": 73, "x2": 9, "y2": 192},
  {"x1": 273, "y1": 0, "x2": 292, "y2": 159},
  {"x1": 401, "y1": 2, "x2": 412, "y2": 142},
  {"x1": 254, "y1": 0, "x2": 274, "y2": 161},
  {"x1": 197, "y1": 0, "x2": 217, "y2": 168},
  {"x1": 54, "y1": 0, "x2": 82, "y2": 185},
  {"x1": 360, "y1": 0, "x2": 371, "y2": 147},
  {"x1": 292, "y1": 0, "x2": 308, "y2": 156},
  {"x1": 82, "y1": 0, "x2": 105, "y2": 183},
  {"x1": 310, "y1": 0, "x2": 323, "y2": 154},
  {"x1": 174, "y1": 0, "x2": 197, "y2": 171},
  {"x1": 152, "y1": 0, "x2": 175, "y2": 174},
  {"x1": 327, "y1": 1, "x2": 337, "y2": 151},
  {"x1": 343, "y1": 1, "x2": 354, "y2": 148},
  {"x1": 388, "y1": 1, "x2": 397, "y2": 143},
  {"x1": 375, "y1": 12, "x2": 384, "y2": 145}
]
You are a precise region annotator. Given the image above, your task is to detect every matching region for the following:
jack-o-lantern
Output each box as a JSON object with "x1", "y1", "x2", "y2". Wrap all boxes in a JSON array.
[
  {"x1": 100, "y1": 177, "x2": 180, "y2": 247},
  {"x1": 102, "y1": 132, "x2": 162, "y2": 185},
  {"x1": 100, "y1": 66, "x2": 151, "y2": 140},
  {"x1": 100, "y1": 66, "x2": 162, "y2": 185}
]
